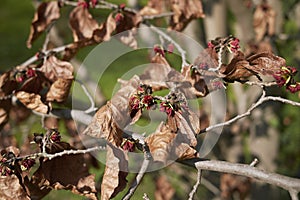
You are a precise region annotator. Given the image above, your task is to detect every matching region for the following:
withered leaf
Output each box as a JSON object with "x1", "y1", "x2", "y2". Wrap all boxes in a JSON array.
[
  {"x1": 82, "y1": 102, "x2": 123, "y2": 147},
  {"x1": 253, "y1": 3, "x2": 276, "y2": 41},
  {"x1": 101, "y1": 144, "x2": 128, "y2": 199},
  {"x1": 116, "y1": 29, "x2": 138, "y2": 49},
  {"x1": 220, "y1": 51, "x2": 256, "y2": 82},
  {"x1": 69, "y1": 6, "x2": 99, "y2": 42},
  {"x1": 115, "y1": 10, "x2": 142, "y2": 34},
  {"x1": 145, "y1": 123, "x2": 176, "y2": 163},
  {"x1": 46, "y1": 78, "x2": 73, "y2": 102},
  {"x1": 246, "y1": 52, "x2": 286, "y2": 75},
  {"x1": 169, "y1": 0, "x2": 205, "y2": 31},
  {"x1": 139, "y1": 0, "x2": 165, "y2": 16},
  {"x1": 27, "y1": 1, "x2": 60, "y2": 48},
  {"x1": 28, "y1": 152, "x2": 97, "y2": 200},
  {"x1": 0, "y1": 175, "x2": 29, "y2": 200},
  {"x1": 155, "y1": 175, "x2": 175, "y2": 200},
  {"x1": 15, "y1": 91, "x2": 49, "y2": 114},
  {"x1": 40, "y1": 55, "x2": 74, "y2": 82},
  {"x1": 93, "y1": 13, "x2": 116, "y2": 43}
]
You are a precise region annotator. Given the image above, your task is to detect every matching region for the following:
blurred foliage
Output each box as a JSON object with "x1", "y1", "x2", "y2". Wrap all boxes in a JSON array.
[{"x1": 1, "y1": 0, "x2": 300, "y2": 199}]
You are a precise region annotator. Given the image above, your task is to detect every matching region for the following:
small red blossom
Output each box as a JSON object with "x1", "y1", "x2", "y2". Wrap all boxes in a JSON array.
[
  {"x1": 119, "y1": 3, "x2": 126, "y2": 10},
  {"x1": 0, "y1": 157, "x2": 13, "y2": 176},
  {"x1": 21, "y1": 158, "x2": 36, "y2": 171},
  {"x1": 122, "y1": 140, "x2": 135, "y2": 152},
  {"x1": 207, "y1": 41, "x2": 214, "y2": 49},
  {"x1": 211, "y1": 80, "x2": 224, "y2": 90},
  {"x1": 78, "y1": 1, "x2": 89, "y2": 8},
  {"x1": 273, "y1": 74, "x2": 286, "y2": 86},
  {"x1": 50, "y1": 130, "x2": 61, "y2": 143},
  {"x1": 15, "y1": 72, "x2": 25, "y2": 83},
  {"x1": 228, "y1": 38, "x2": 240, "y2": 53},
  {"x1": 287, "y1": 83, "x2": 300, "y2": 93},
  {"x1": 154, "y1": 45, "x2": 165, "y2": 57},
  {"x1": 167, "y1": 44, "x2": 174, "y2": 54},
  {"x1": 129, "y1": 95, "x2": 140, "y2": 110},
  {"x1": 115, "y1": 13, "x2": 124, "y2": 23},
  {"x1": 90, "y1": 0, "x2": 98, "y2": 7},
  {"x1": 26, "y1": 68, "x2": 36, "y2": 78},
  {"x1": 160, "y1": 102, "x2": 175, "y2": 117},
  {"x1": 141, "y1": 95, "x2": 154, "y2": 110}
]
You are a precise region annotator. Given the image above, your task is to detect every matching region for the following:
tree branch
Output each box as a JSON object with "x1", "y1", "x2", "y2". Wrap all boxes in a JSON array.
[
  {"x1": 182, "y1": 159, "x2": 300, "y2": 193},
  {"x1": 199, "y1": 90, "x2": 300, "y2": 134},
  {"x1": 188, "y1": 169, "x2": 202, "y2": 200}
]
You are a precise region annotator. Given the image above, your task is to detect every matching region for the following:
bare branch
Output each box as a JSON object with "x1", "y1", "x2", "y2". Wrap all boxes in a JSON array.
[
  {"x1": 122, "y1": 153, "x2": 151, "y2": 200},
  {"x1": 188, "y1": 169, "x2": 202, "y2": 200},
  {"x1": 20, "y1": 44, "x2": 71, "y2": 67},
  {"x1": 250, "y1": 158, "x2": 259, "y2": 167},
  {"x1": 182, "y1": 159, "x2": 300, "y2": 192},
  {"x1": 75, "y1": 79, "x2": 97, "y2": 114},
  {"x1": 200, "y1": 90, "x2": 300, "y2": 134},
  {"x1": 289, "y1": 189, "x2": 299, "y2": 200}
]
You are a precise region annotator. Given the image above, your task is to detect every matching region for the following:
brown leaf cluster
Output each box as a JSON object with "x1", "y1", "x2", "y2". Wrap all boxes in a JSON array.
[
  {"x1": 253, "y1": 2, "x2": 276, "y2": 42},
  {"x1": 220, "y1": 173, "x2": 251, "y2": 200},
  {"x1": 27, "y1": 1, "x2": 61, "y2": 48},
  {"x1": 169, "y1": 0, "x2": 205, "y2": 31},
  {"x1": 101, "y1": 144, "x2": 128, "y2": 199}
]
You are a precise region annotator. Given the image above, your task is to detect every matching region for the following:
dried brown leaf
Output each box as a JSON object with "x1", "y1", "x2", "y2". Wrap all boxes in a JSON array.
[
  {"x1": 220, "y1": 51, "x2": 255, "y2": 82},
  {"x1": 253, "y1": 3, "x2": 276, "y2": 41},
  {"x1": 115, "y1": 11, "x2": 142, "y2": 34},
  {"x1": 93, "y1": 13, "x2": 117, "y2": 43},
  {"x1": 246, "y1": 52, "x2": 286, "y2": 75},
  {"x1": 15, "y1": 91, "x2": 49, "y2": 114},
  {"x1": 139, "y1": 0, "x2": 166, "y2": 16},
  {"x1": 40, "y1": 55, "x2": 74, "y2": 82},
  {"x1": 169, "y1": 0, "x2": 205, "y2": 31},
  {"x1": 46, "y1": 78, "x2": 73, "y2": 102},
  {"x1": 27, "y1": 1, "x2": 60, "y2": 48},
  {"x1": 69, "y1": 6, "x2": 99, "y2": 42},
  {"x1": 27, "y1": 147, "x2": 97, "y2": 199},
  {"x1": 154, "y1": 175, "x2": 175, "y2": 200},
  {"x1": 145, "y1": 124, "x2": 176, "y2": 163},
  {"x1": 0, "y1": 175, "x2": 29, "y2": 200},
  {"x1": 101, "y1": 144, "x2": 128, "y2": 199},
  {"x1": 220, "y1": 173, "x2": 251, "y2": 200},
  {"x1": 82, "y1": 102, "x2": 123, "y2": 147},
  {"x1": 117, "y1": 29, "x2": 138, "y2": 49}
]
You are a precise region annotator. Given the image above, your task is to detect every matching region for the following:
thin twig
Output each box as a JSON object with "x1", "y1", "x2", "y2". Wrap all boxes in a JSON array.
[
  {"x1": 122, "y1": 153, "x2": 150, "y2": 200},
  {"x1": 143, "y1": 12, "x2": 174, "y2": 20},
  {"x1": 250, "y1": 158, "x2": 259, "y2": 167},
  {"x1": 199, "y1": 90, "x2": 300, "y2": 134},
  {"x1": 182, "y1": 159, "x2": 300, "y2": 192},
  {"x1": 20, "y1": 44, "x2": 71, "y2": 67},
  {"x1": 245, "y1": 81, "x2": 277, "y2": 87},
  {"x1": 146, "y1": 23, "x2": 189, "y2": 68},
  {"x1": 188, "y1": 169, "x2": 202, "y2": 200},
  {"x1": 75, "y1": 79, "x2": 97, "y2": 114}
]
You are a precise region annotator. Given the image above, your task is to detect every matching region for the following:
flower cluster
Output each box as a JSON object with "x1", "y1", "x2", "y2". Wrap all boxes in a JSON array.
[
  {"x1": 160, "y1": 92, "x2": 186, "y2": 117},
  {"x1": 273, "y1": 66, "x2": 300, "y2": 93},
  {"x1": 77, "y1": 0, "x2": 98, "y2": 8},
  {"x1": 129, "y1": 85, "x2": 156, "y2": 111},
  {"x1": 207, "y1": 35, "x2": 240, "y2": 53},
  {"x1": 121, "y1": 139, "x2": 135, "y2": 152},
  {"x1": 49, "y1": 129, "x2": 61, "y2": 143},
  {"x1": 0, "y1": 157, "x2": 13, "y2": 176},
  {"x1": 153, "y1": 44, "x2": 174, "y2": 57},
  {"x1": 14, "y1": 68, "x2": 36, "y2": 83},
  {"x1": 21, "y1": 158, "x2": 36, "y2": 171}
]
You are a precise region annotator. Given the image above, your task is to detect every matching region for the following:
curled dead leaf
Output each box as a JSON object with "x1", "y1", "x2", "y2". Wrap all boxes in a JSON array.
[
  {"x1": 69, "y1": 6, "x2": 99, "y2": 42},
  {"x1": 0, "y1": 175, "x2": 29, "y2": 200},
  {"x1": 139, "y1": 0, "x2": 166, "y2": 16},
  {"x1": 46, "y1": 78, "x2": 73, "y2": 102},
  {"x1": 27, "y1": 1, "x2": 60, "y2": 48},
  {"x1": 82, "y1": 102, "x2": 123, "y2": 147},
  {"x1": 253, "y1": 3, "x2": 276, "y2": 41},
  {"x1": 40, "y1": 55, "x2": 74, "y2": 82},
  {"x1": 169, "y1": 0, "x2": 205, "y2": 31},
  {"x1": 15, "y1": 91, "x2": 49, "y2": 114},
  {"x1": 145, "y1": 124, "x2": 176, "y2": 163},
  {"x1": 101, "y1": 144, "x2": 128, "y2": 199},
  {"x1": 93, "y1": 13, "x2": 116, "y2": 43}
]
